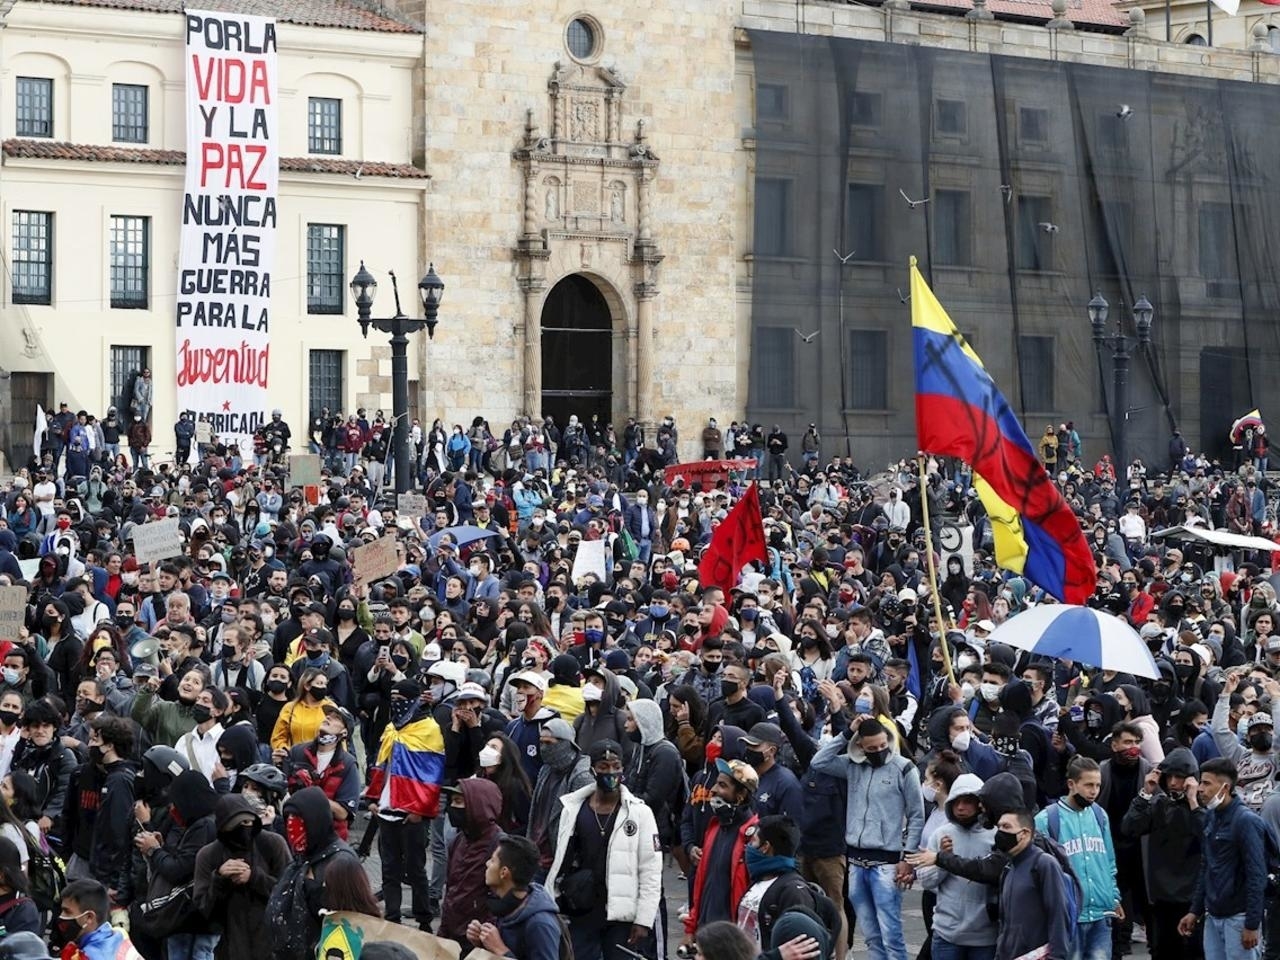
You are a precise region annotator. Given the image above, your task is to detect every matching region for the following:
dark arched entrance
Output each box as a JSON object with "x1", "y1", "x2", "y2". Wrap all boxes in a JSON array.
[{"x1": 541, "y1": 274, "x2": 613, "y2": 429}]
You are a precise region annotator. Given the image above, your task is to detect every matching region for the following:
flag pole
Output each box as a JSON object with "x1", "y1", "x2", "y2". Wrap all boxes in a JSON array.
[{"x1": 917, "y1": 452, "x2": 957, "y2": 689}]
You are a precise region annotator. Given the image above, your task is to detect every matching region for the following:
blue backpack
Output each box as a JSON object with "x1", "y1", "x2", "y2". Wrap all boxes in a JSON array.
[{"x1": 1039, "y1": 802, "x2": 1103, "y2": 934}]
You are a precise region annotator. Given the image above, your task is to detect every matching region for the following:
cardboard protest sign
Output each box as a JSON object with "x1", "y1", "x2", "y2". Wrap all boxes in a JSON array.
[
  {"x1": 132, "y1": 517, "x2": 184, "y2": 565},
  {"x1": 0, "y1": 586, "x2": 27, "y2": 640},
  {"x1": 397, "y1": 493, "x2": 427, "y2": 518},
  {"x1": 319, "y1": 912, "x2": 460, "y2": 960},
  {"x1": 351, "y1": 534, "x2": 399, "y2": 586},
  {"x1": 289, "y1": 454, "x2": 322, "y2": 487}
]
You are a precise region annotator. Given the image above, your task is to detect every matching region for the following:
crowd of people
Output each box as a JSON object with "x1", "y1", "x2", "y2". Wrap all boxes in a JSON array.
[{"x1": 1, "y1": 400, "x2": 1279, "y2": 960}]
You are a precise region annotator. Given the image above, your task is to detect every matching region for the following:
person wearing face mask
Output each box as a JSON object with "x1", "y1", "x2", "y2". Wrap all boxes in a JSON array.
[
  {"x1": 1034, "y1": 757, "x2": 1121, "y2": 960},
  {"x1": 910, "y1": 773, "x2": 998, "y2": 960},
  {"x1": 1209, "y1": 672, "x2": 1280, "y2": 815},
  {"x1": 547, "y1": 738, "x2": 662, "y2": 960},
  {"x1": 60, "y1": 715, "x2": 137, "y2": 894},
  {"x1": 505, "y1": 670, "x2": 559, "y2": 783},
  {"x1": 810, "y1": 717, "x2": 924, "y2": 960},
  {"x1": 705, "y1": 663, "x2": 766, "y2": 738},
  {"x1": 624, "y1": 698, "x2": 688, "y2": 857},
  {"x1": 734, "y1": 814, "x2": 839, "y2": 952},
  {"x1": 528, "y1": 718, "x2": 595, "y2": 872},
  {"x1": 211, "y1": 722, "x2": 259, "y2": 795},
  {"x1": 264, "y1": 786, "x2": 361, "y2": 960},
  {"x1": 738, "y1": 721, "x2": 804, "y2": 824},
  {"x1": 175, "y1": 687, "x2": 229, "y2": 784},
  {"x1": 623, "y1": 489, "x2": 657, "y2": 564},
  {"x1": 467, "y1": 834, "x2": 564, "y2": 960},
  {"x1": 991, "y1": 810, "x2": 1076, "y2": 960},
  {"x1": 191, "y1": 794, "x2": 290, "y2": 960},
  {"x1": 573, "y1": 665, "x2": 635, "y2": 765},
  {"x1": 56, "y1": 878, "x2": 144, "y2": 960},
  {"x1": 287, "y1": 626, "x2": 353, "y2": 712},
  {"x1": 364, "y1": 678, "x2": 446, "y2": 929},
  {"x1": 270, "y1": 667, "x2": 335, "y2": 762},
  {"x1": 211, "y1": 625, "x2": 265, "y2": 694},
  {"x1": 1178, "y1": 759, "x2": 1269, "y2": 960},
  {"x1": 1121, "y1": 748, "x2": 1204, "y2": 960},
  {"x1": 0, "y1": 691, "x2": 23, "y2": 780},
  {"x1": 438, "y1": 777, "x2": 505, "y2": 945},
  {"x1": 920, "y1": 706, "x2": 1001, "y2": 782}
]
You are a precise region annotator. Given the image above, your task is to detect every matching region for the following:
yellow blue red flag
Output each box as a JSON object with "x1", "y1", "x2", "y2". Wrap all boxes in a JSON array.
[{"x1": 910, "y1": 258, "x2": 1093, "y2": 604}]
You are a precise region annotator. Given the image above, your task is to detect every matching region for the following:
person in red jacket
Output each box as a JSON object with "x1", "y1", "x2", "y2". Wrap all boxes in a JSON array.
[
  {"x1": 682, "y1": 758, "x2": 759, "y2": 945},
  {"x1": 438, "y1": 777, "x2": 504, "y2": 945}
]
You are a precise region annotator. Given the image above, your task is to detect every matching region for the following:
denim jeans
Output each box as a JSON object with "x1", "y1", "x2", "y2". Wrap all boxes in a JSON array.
[
  {"x1": 1073, "y1": 918, "x2": 1110, "y2": 960},
  {"x1": 848, "y1": 862, "x2": 906, "y2": 960},
  {"x1": 167, "y1": 933, "x2": 221, "y2": 960},
  {"x1": 931, "y1": 939, "x2": 995, "y2": 960},
  {"x1": 1203, "y1": 914, "x2": 1260, "y2": 960}
]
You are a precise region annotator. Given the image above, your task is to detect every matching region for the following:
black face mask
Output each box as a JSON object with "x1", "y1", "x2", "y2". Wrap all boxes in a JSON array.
[
  {"x1": 0, "y1": 709, "x2": 20, "y2": 728},
  {"x1": 710, "y1": 797, "x2": 743, "y2": 826},
  {"x1": 446, "y1": 806, "x2": 468, "y2": 830},
  {"x1": 221, "y1": 822, "x2": 258, "y2": 852},
  {"x1": 221, "y1": 644, "x2": 238, "y2": 661},
  {"x1": 337, "y1": 609, "x2": 356, "y2": 621},
  {"x1": 628, "y1": 728, "x2": 643, "y2": 743},
  {"x1": 681, "y1": 623, "x2": 698, "y2": 636},
  {"x1": 702, "y1": 660, "x2": 721, "y2": 674},
  {"x1": 265, "y1": 679, "x2": 288, "y2": 695},
  {"x1": 1174, "y1": 663, "x2": 1195, "y2": 681},
  {"x1": 720, "y1": 679, "x2": 739, "y2": 699},
  {"x1": 744, "y1": 747, "x2": 766, "y2": 768},
  {"x1": 993, "y1": 829, "x2": 1020, "y2": 853},
  {"x1": 865, "y1": 748, "x2": 889, "y2": 768},
  {"x1": 1151, "y1": 681, "x2": 1172, "y2": 703},
  {"x1": 88, "y1": 745, "x2": 105, "y2": 767},
  {"x1": 192, "y1": 704, "x2": 212, "y2": 724},
  {"x1": 114, "y1": 614, "x2": 134, "y2": 629},
  {"x1": 1073, "y1": 793, "x2": 1095, "y2": 808}
]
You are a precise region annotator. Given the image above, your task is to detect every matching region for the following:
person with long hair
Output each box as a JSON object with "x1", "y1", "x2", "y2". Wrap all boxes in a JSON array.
[
  {"x1": 0, "y1": 771, "x2": 42, "y2": 878},
  {"x1": 321, "y1": 852, "x2": 382, "y2": 917},
  {"x1": 38, "y1": 598, "x2": 83, "y2": 697},
  {"x1": 269, "y1": 667, "x2": 334, "y2": 762},
  {"x1": 0, "y1": 835, "x2": 40, "y2": 934},
  {"x1": 665, "y1": 684, "x2": 708, "y2": 773},
  {"x1": 477, "y1": 732, "x2": 532, "y2": 833},
  {"x1": 791, "y1": 618, "x2": 834, "y2": 681},
  {"x1": 71, "y1": 624, "x2": 131, "y2": 690}
]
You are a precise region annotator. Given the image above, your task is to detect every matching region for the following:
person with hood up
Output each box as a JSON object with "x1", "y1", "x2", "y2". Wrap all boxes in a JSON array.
[
  {"x1": 438, "y1": 777, "x2": 504, "y2": 945},
  {"x1": 543, "y1": 654, "x2": 586, "y2": 723},
  {"x1": 1059, "y1": 690, "x2": 1127, "y2": 762},
  {"x1": 212, "y1": 723, "x2": 259, "y2": 795},
  {"x1": 264, "y1": 786, "x2": 360, "y2": 960},
  {"x1": 1121, "y1": 746, "x2": 1205, "y2": 960},
  {"x1": 468, "y1": 834, "x2": 564, "y2": 960},
  {"x1": 911, "y1": 773, "x2": 998, "y2": 959},
  {"x1": 133, "y1": 769, "x2": 219, "y2": 960},
  {"x1": 574, "y1": 665, "x2": 634, "y2": 762},
  {"x1": 528, "y1": 718, "x2": 595, "y2": 873},
  {"x1": 364, "y1": 678, "x2": 446, "y2": 930},
  {"x1": 193, "y1": 794, "x2": 290, "y2": 960},
  {"x1": 757, "y1": 908, "x2": 833, "y2": 960},
  {"x1": 1114, "y1": 684, "x2": 1166, "y2": 765},
  {"x1": 625, "y1": 697, "x2": 687, "y2": 855}
]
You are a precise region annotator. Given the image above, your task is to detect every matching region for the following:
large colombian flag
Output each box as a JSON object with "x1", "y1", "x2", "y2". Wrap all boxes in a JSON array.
[
  {"x1": 365, "y1": 715, "x2": 446, "y2": 818},
  {"x1": 910, "y1": 258, "x2": 1094, "y2": 604}
]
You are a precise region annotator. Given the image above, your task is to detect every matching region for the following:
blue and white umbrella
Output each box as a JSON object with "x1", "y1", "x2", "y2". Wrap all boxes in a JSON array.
[{"x1": 986, "y1": 604, "x2": 1159, "y2": 679}]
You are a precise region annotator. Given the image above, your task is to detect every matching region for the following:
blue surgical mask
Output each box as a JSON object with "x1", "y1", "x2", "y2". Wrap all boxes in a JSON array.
[
  {"x1": 584, "y1": 628, "x2": 605, "y2": 645},
  {"x1": 649, "y1": 605, "x2": 669, "y2": 619}
]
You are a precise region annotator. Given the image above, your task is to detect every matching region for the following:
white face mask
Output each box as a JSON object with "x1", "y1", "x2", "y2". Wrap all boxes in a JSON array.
[
  {"x1": 956, "y1": 654, "x2": 977, "y2": 672},
  {"x1": 951, "y1": 730, "x2": 972, "y2": 752},
  {"x1": 960, "y1": 681, "x2": 976, "y2": 702},
  {"x1": 514, "y1": 692, "x2": 529, "y2": 712},
  {"x1": 980, "y1": 682, "x2": 1001, "y2": 702},
  {"x1": 1205, "y1": 785, "x2": 1229, "y2": 811},
  {"x1": 921, "y1": 784, "x2": 937, "y2": 803},
  {"x1": 478, "y1": 746, "x2": 501, "y2": 768},
  {"x1": 825, "y1": 625, "x2": 839, "y2": 639},
  {"x1": 582, "y1": 684, "x2": 603, "y2": 703}
]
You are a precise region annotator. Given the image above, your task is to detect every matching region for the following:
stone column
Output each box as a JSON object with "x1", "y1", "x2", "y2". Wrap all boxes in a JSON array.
[
  {"x1": 520, "y1": 279, "x2": 544, "y2": 416},
  {"x1": 637, "y1": 168, "x2": 653, "y2": 242},
  {"x1": 635, "y1": 282, "x2": 656, "y2": 427}
]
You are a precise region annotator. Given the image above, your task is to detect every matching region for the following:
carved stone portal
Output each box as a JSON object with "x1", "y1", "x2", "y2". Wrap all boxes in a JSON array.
[{"x1": 513, "y1": 62, "x2": 663, "y2": 427}]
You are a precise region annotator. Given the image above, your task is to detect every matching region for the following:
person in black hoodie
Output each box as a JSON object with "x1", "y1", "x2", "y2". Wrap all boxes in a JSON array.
[
  {"x1": 1059, "y1": 690, "x2": 1127, "y2": 761},
  {"x1": 1121, "y1": 747, "x2": 1204, "y2": 960},
  {"x1": 193, "y1": 794, "x2": 291, "y2": 960},
  {"x1": 213, "y1": 723, "x2": 260, "y2": 795},
  {"x1": 11, "y1": 699, "x2": 75, "y2": 833},
  {"x1": 82, "y1": 716, "x2": 136, "y2": 894},
  {"x1": 134, "y1": 769, "x2": 219, "y2": 960},
  {"x1": 265, "y1": 786, "x2": 361, "y2": 960}
]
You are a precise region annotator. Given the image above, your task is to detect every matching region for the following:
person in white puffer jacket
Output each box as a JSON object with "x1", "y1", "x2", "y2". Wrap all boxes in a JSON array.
[{"x1": 546, "y1": 738, "x2": 663, "y2": 960}]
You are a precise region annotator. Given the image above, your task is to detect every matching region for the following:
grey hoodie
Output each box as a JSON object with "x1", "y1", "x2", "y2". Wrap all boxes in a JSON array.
[
  {"x1": 917, "y1": 773, "x2": 997, "y2": 947},
  {"x1": 574, "y1": 666, "x2": 633, "y2": 761},
  {"x1": 627, "y1": 697, "x2": 686, "y2": 842},
  {"x1": 810, "y1": 728, "x2": 924, "y2": 855}
]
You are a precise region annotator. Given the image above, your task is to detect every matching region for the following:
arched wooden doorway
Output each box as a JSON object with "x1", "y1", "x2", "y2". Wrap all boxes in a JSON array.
[{"x1": 540, "y1": 274, "x2": 613, "y2": 428}]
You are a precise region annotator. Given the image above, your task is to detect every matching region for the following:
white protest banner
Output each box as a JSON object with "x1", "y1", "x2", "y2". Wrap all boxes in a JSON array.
[
  {"x1": 351, "y1": 535, "x2": 399, "y2": 586},
  {"x1": 17, "y1": 559, "x2": 40, "y2": 581},
  {"x1": 571, "y1": 537, "x2": 608, "y2": 584},
  {"x1": 132, "y1": 517, "x2": 184, "y2": 565},
  {"x1": 289, "y1": 454, "x2": 322, "y2": 487},
  {"x1": 0, "y1": 586, "x2": 26, "y2": 640},
  {"x1": 397, "y1": 493, "x2": 427, "y2": 518},
  {"x1": 175, "y1": 11, "x2": 278, "y2": 445}
]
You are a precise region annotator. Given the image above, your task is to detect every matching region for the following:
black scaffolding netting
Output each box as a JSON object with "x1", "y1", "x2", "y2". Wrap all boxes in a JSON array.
[{"x1": 745, "y1": 30, "x2": 1280, "y2": 473}]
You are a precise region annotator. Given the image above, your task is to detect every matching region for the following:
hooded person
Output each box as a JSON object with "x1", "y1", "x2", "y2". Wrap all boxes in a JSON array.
[
  {"x1": 264, "y1": 786, "x2": 360, "y2": 960},
  {"x1": 542, "y1": 654, "x2": 586, "y2": 724},
  {"x1": 997, "y1": 679, "x2": 1057, "y2": 800},
  {"x1": 757, "y1": 906, "x2": 834, "y2": 960},
  {"x1": 192, "y1": 794, "x2": 291, "y2": 960},
  {"x1": 920, "y1": 705, "x2": 1000, "y2": 781},
  {"x1": 573, "y1": 665, "x2": 632, "y2": 761},
  {"x1": 1120, "y1": 746, "x2": 1203, "y2": 956},
  {"x1": 1147, "y1": 659, "x2": 1184, "y2": 732},
  {"x1": 625, "y1": 697, "x2": 687, "y2": 850},
  {"x1": 913, "y1": 773, "x2": 998, "y2": 954},
  {"x1": 212, "y1": 723, "x2": 259, "y2": 794},
  {"x1": 1116, "y1": 683, "x2": 1166, "y2": 765},
  {"x1": 528, "y1": 718, "x2": 595, "y2": 871},
  {"x1": 1060, "y1": 690, "x2": 1128, "y2": 761},
  {"x1": 438, "y1": 777, "x2": 505, "y2": 944}
]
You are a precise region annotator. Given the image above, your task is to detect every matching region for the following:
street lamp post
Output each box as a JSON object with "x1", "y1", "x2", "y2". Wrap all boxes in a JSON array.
[
  {"x1": 349, "y1": 261, "x2": 445, "y2": 495},
  {"x1": 1088, "y1": 291, "x2": 1153, "y2": 476}
]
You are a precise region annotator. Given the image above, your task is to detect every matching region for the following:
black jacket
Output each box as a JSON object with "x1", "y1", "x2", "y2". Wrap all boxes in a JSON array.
[
  {"x1": 1120, "y1": 746, "x2": 1203, "y2": 903},
  {"x1": 149, "y1": 770, "x2": 218, "y2": 934}
]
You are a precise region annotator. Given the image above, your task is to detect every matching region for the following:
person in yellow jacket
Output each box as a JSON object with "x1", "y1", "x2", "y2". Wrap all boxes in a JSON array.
[
  {"x1": 542, "y1": 654, "x2": 586, "y2": 724},
  {"x1": 271, "y1": 667, "x2": 334, "y2": 761}
]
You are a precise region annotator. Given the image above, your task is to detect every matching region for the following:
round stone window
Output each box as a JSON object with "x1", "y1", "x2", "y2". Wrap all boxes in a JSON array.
[{"x1": 567, "y1": 17, "x2": 601, "y2": 61}]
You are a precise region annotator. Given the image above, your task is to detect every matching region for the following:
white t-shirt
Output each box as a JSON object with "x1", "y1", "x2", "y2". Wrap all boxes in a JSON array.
[
  {"x1": 0, "y1": 821, "x2": 40, "y2": 867},
  {"x1": 33, "y1": 480, "x2": 57, "y2": 516}
]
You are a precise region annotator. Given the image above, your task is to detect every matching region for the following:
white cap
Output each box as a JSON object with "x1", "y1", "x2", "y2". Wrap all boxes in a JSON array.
[
  {"x1": 510, "y1": 669, "x2": 548, "y2": 692},
  {"x1": 975, "y1": 619, "x2": 996, "y2": 634},
  {"x1": 456, "y1": 681, "x2": 489, "y2": 704},
  {"x1": 897, "y1": 587, "x2": 918, "y2": 603},
  {"x1": 426, "y1": 660, "x2": 466, "y2": 686}
]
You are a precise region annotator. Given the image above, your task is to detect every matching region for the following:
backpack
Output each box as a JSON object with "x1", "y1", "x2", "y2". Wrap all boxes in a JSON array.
[
  {"x1": 1039, "y1": 803, "x2": 1096, "y2": 933},
  {"x1": 759, "y1": 878, "x2": 842, "y2": 950},
  {"x1": 20, "y1": 826, "x2": 66, "y2": 913}
]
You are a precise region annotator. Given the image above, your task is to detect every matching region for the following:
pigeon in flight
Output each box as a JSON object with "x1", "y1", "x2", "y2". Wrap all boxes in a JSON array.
[
  {"x1": 1116, "y1": 104, "x2": 1133, "y2": 120},
  {"x1": 899, "y1": 188, "x2": 931, "y2": 209},
  {"x1": 793, "y1": 329, "x2": 820, "y2": 343},
  {"x1": 1039, "y1": 222, "x2": 1060, "y2": 234}
]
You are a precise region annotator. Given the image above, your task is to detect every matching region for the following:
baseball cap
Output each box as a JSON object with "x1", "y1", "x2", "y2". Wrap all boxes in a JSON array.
[
  {"x1": 543, "y1": 718, "x2": 576, "y2": 742},
  {"x1": 588, "y1": 739, "x2": 624, "y2": 764},
  {"x1": 321, "y1": 703, "x2": 355, "y2": 735},
  {"x1": 714, "y1": 758, "x2": 759, "y2": 793},
  {"x1": 455, "y1": 681, "x2": 490, "y2": 705},
  {"x1": 510, "y1": 670, "x2": 548, "y2": 692},
  {"x1": 974, "y1": 619, "x2": 996, "y2": 634},
  {"x1": 1246, "y1": 713, "x2": 1274, "y2": 733},
  {"x1": 740, "y1": 722, "x2": 784, "y2": 748},
  {"x1": 304, "y1": 627, "x2": 334, "y2": 647},
  {"x1": 897, "y1": 587, "x2": 918, "y2": 603}
]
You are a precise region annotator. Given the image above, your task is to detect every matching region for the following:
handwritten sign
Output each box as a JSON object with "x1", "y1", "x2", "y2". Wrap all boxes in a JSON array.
[
  {"x1": 571, "y1": 537, "x2": 608, "y2": 584},
  {"x1": 132, "y1": 517, "x2": 184, "y2": 565},
  {"x1": 195, "y1": 420, "x2": 212, "y2": 444},
  {"x1": 174, "y1": 10, "x2": 279, "y2": 444},
  {"x1": 397, "y1": 493, "x2": 427, "y2": 518},
  {"x1": 351, "y1": 534, "x2": 399, "y2": 586},
  {"x1": 0, "y1": 586, "x2": 26, "y2": 640},
  {"x1": 319, "y1": 912, "x2": 460, "y2": 960},
  {"x1": 289, "y1": 454, "x2": 322, "y2": 487}
]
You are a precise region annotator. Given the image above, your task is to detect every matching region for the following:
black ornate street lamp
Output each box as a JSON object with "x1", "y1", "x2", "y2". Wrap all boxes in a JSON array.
[
  {"x1": 1089, "y1": 291, "x2": 1153, "y2": 474},
  {"x1": 350, "y1": 261, "x2": 445, "y2": 494}
]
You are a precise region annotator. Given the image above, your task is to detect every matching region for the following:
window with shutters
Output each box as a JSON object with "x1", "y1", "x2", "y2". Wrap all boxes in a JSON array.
[
  {"x1": 306, "y1": 224, "x2": 345, "y2": 314},
  {"x1": 110, "y1": 215, "x2": 149, "y2": 309},
  {"x1": 849, "y1": 330, "x2": 888, "y2": 410},
  {"x1": 12, "y1": 211, "x2": 53, "y2": 305}
]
